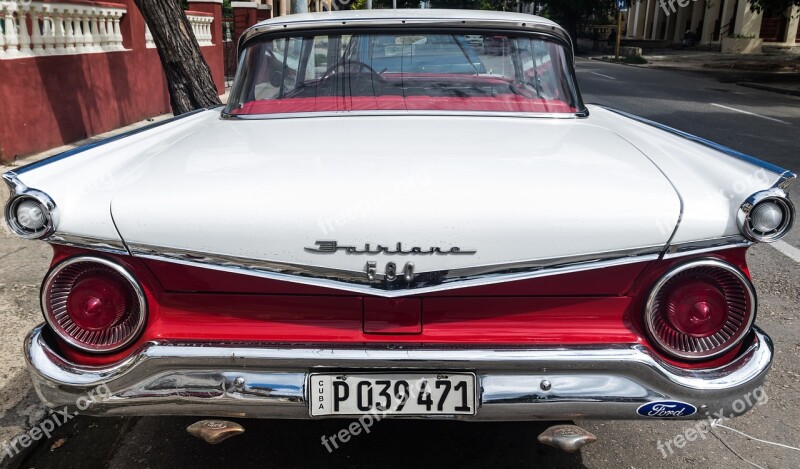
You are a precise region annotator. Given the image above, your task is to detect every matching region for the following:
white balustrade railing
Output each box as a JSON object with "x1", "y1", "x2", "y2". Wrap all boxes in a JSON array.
[
  {"x1": 223, "y1": 22, "x2": 232, "y2": 43},
  {"x1": 0, "y1": 1, "x2": 126, "y2": 59},
  {"x1": 145, "y1": 13, "x2": 214, "y2": 48}
]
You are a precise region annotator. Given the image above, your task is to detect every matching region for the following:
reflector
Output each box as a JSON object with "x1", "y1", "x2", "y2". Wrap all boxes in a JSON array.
[
  {"x1": 67, "y1": 276, "x2": 128, "y2": 331},
  {"x1": 15, "y1": 199, "x2": 45, "y2": 230},
  {"x1": 750, "y1": 202, "x2": 783, "y2": 234}
]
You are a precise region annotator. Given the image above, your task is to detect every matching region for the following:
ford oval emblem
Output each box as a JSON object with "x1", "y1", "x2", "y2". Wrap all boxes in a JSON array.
[{"x1": 636, "y1": 401, "x2": 697, "y2": 418}]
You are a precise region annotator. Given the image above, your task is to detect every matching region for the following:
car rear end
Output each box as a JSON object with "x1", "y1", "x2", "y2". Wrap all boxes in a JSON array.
[
  {"x1": 6, "y1": 10, "x2": 791, "y2": 424},
  {"x1": 23, "y1": 242, "x2": 773, "y2": 421}
]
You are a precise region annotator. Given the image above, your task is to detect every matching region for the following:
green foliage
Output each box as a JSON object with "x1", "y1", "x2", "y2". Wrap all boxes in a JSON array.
[
  {"x1": 476, "y1": 0, "x2": 508, "y2": 10},
  {"x1": 348, "y1": 0, "x2": 421, "y2": 9},
  {"x1": 538, "y1": 0, "x2": 617, "y2": 43},
  {"x1": 747, "y1": 0, "x2": 800, "y2": 15}
]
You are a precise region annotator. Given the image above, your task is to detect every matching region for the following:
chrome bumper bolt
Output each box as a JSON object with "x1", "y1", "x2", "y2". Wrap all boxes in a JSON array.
[
  {"x1": 233, "y1": 377, "x2": 245, "y2": 390},
  {"x1": 540, "y1": 380, "x2": 552, "y2": 391}
]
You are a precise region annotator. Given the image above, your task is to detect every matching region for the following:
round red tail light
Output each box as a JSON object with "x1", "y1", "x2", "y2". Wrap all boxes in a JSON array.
[
  {"x1": 42, "y1": 257, "x2": 146, "y2": 353},
  {"x1": 645, "y1": 259, "x2": 755, "y2": 361}
]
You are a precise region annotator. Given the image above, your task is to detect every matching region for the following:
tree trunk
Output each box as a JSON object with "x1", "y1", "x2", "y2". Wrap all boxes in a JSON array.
[{"x1": 134, "y1": 0, "x2": 222, "y2": 115}]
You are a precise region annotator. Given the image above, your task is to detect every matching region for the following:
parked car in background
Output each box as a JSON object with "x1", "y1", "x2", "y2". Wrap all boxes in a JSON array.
[
  {"x1": 483, "y1": 34, "x2": 510, "y2": 55},
  {"x1": 464, "y1": 34, "x2": 483, "y2": 47},
  {"x1": 4, "y1": 9, "x2": 794, "y2": 450}
]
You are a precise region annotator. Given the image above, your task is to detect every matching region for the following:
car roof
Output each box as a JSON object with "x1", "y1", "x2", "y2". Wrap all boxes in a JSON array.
[
  {"x1": 254, "y1": 9, "x2": 559, "y2": 28},
  {"x1": 239, "y1": 9, "x2": 571, "y2": 52}
]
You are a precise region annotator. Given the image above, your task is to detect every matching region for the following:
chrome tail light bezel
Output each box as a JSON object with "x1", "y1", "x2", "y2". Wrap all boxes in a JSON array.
[
  {"x1": 41, "y1": 256, "x2": 147, "y2": 353},
  {"x1": 644, "y1": 259, "x2": 756, "y2": 361},
  {"x1": 3, "y1": 172, "x2": 59, "y2": 240}
]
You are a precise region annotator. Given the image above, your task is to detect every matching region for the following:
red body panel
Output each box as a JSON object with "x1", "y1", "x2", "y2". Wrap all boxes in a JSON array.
[
  {"x1": 144, "y1": 257, "x2": 649, "y2": 296},
  {"x1": 45, "y1": 245, "x2": 752, "y2": 370},
  {"x1": 364, "y1": 298, "x2": 423, "y2": 334}
]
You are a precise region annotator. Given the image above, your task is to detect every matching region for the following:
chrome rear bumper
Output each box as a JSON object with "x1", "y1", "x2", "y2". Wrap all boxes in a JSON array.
[{"x1": 25, "y1": 325, "x2": 773, "y2": 421}]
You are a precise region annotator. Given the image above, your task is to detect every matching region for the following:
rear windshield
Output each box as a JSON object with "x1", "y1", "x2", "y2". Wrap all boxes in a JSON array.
[{"x1": 226, "y1": 31, "x2": 580, "y2": 115}]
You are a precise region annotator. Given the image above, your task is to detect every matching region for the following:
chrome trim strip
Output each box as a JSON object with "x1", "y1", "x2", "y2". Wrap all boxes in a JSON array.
[
  {"x1": 223, "y1": 110, "x2": 589, "y2": 121},
  {"x1": 25, "y1": 325, "x2": 773, "y2": 420},
  {"x1": 239, "y1": 16, "x2": 573, "y2": 57},
  {"x1": 595, "y1": 105, "x2": 790, "y2": 177},
  {"x1": 775, "y1": 171, "x2": 797, "y2": 193},
  {"x1": 47, "y1": 233, "x2": 129, "y2": 255},
  {"x1": 663, "y1": 236, "x2": 752, "y2": 259},
  {"x1": 128, "y1": 242, "x2": 662, "y2": 297},
  {"x1": 10, "y1": 108, "x2": 214, "y2": 176},
  {"x1": 2, "y1": 171, "x2": 26, "y2": 193}
]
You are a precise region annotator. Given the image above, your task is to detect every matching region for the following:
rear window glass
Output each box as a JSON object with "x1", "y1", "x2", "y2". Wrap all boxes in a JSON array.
[{"x1": 226, "y1": 32, "x2": 580, "y2": 115}]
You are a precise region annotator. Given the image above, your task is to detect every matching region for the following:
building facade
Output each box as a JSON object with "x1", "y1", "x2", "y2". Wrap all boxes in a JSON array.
[
  {"x1": 0, "y1": 0, "x2": 226, "y2": 162},
  {"x1": 626, "y1": 0, "x2": 799, "y2": 50}
]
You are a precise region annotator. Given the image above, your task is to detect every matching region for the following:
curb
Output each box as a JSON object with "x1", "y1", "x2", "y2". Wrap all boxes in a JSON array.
[{"x1": 737, "y1": 81, "x2": 800, "y2": 97}]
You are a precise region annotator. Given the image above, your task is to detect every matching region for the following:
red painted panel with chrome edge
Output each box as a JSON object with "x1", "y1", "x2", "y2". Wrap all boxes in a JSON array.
[
  {"x1": 141, "y1": 257, "x2": 650, "y2": 296},
  {"x1": 423, "y1": 297, "x2": 639, "y2": 343},
  {"x1": 46, "y1": 245, "x2": 753, "y2": 372}
]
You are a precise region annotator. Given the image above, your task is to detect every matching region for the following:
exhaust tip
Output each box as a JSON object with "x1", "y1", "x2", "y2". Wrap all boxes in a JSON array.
[
  {"x1": 187, "y1": 420, "x2": 245, "y2": 444},
  {"x1": 537, "y1": 424, "x2": 597, "y2": 453}
]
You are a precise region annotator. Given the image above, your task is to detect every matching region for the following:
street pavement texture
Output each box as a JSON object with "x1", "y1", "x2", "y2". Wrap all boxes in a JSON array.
[{"x1": 1, "y1": 60, "x2": 799, "y2": 468}]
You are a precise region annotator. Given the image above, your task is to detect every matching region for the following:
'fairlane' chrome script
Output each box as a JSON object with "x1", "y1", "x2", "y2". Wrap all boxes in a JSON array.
[{"x1": 305, "y1": 241, "x2": 477, "y2": 255}]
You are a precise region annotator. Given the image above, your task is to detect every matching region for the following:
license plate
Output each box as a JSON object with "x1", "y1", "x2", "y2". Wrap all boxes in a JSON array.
[{"x1": 310, "y1": 373, "x2": 477, "y2": 417}]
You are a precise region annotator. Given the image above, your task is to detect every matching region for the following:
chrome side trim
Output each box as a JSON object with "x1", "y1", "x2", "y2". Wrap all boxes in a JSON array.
[
  {"x1": 128, "y1": 242, "x2": 662, "y2": 297},
  {"x1": 2, "y1": 171, "x2": 26, "y2": 193},
  {"x1": 595, "y1": 105, "x2": 790, "y2": 178},
  {"x1": 663, "y1": 236, "x2": 752, "y2": 259},
  {"x1": 47, "y1": 233, "x2": 129, "y2": 255},
  {"x1": 775, "y1": 171, "x2": 797, "y2": 193},
  {"x1": 10, "y1": 108, "x2": 214, "y2": 176},
  {"x1": 25, "y1": 325, "x2": 774, "y2": 420}
]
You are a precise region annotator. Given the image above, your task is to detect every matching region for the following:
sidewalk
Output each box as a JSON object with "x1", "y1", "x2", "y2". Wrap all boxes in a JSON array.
[
  {"x1": 584, "y1": 49, "x2": 800, "y2": 97},
  {"x1": 643, "y1": 49, "x2": 800, "y2": 73}
]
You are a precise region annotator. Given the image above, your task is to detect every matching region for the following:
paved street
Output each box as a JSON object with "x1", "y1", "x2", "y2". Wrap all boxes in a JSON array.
[{"x1": 3, "y1": 61, "x2": 800, "y2": 469}]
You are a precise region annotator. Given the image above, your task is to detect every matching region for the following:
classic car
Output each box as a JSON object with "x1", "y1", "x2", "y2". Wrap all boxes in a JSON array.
[{"x1": 3, "y1": 9, "x2": 795, "y2": 449}]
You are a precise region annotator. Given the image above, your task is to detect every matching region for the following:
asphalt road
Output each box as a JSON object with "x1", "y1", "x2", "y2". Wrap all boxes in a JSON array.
[{"x1": 10, "y1": 61, "x2": 800, "y2": 469}]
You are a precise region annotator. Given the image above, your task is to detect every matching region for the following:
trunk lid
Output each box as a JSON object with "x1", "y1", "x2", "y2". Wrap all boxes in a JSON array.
[{"x1": 110, "y1": 115, "x2": 680, "y2": 289}]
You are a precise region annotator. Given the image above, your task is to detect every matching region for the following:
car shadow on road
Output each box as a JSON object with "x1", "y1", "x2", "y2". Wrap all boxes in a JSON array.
[{"x1": 21, "y1": 416, "x2": 589, "y2": 468}]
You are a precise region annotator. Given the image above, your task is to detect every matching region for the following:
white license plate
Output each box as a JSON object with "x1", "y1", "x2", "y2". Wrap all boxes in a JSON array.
[{"x1": 310, "y1": 373, "x2": 477, "y2": 417}]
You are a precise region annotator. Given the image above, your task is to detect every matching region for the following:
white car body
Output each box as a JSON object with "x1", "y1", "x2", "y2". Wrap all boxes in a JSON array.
[{"x1": 10, "y1": 100, "x2": 789, "y2": 295}]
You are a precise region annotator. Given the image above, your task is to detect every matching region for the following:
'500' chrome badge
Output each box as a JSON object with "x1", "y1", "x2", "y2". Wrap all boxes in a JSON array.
[{"x1": 304, "y1": 241, "x2": 477, "y2": 283}]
